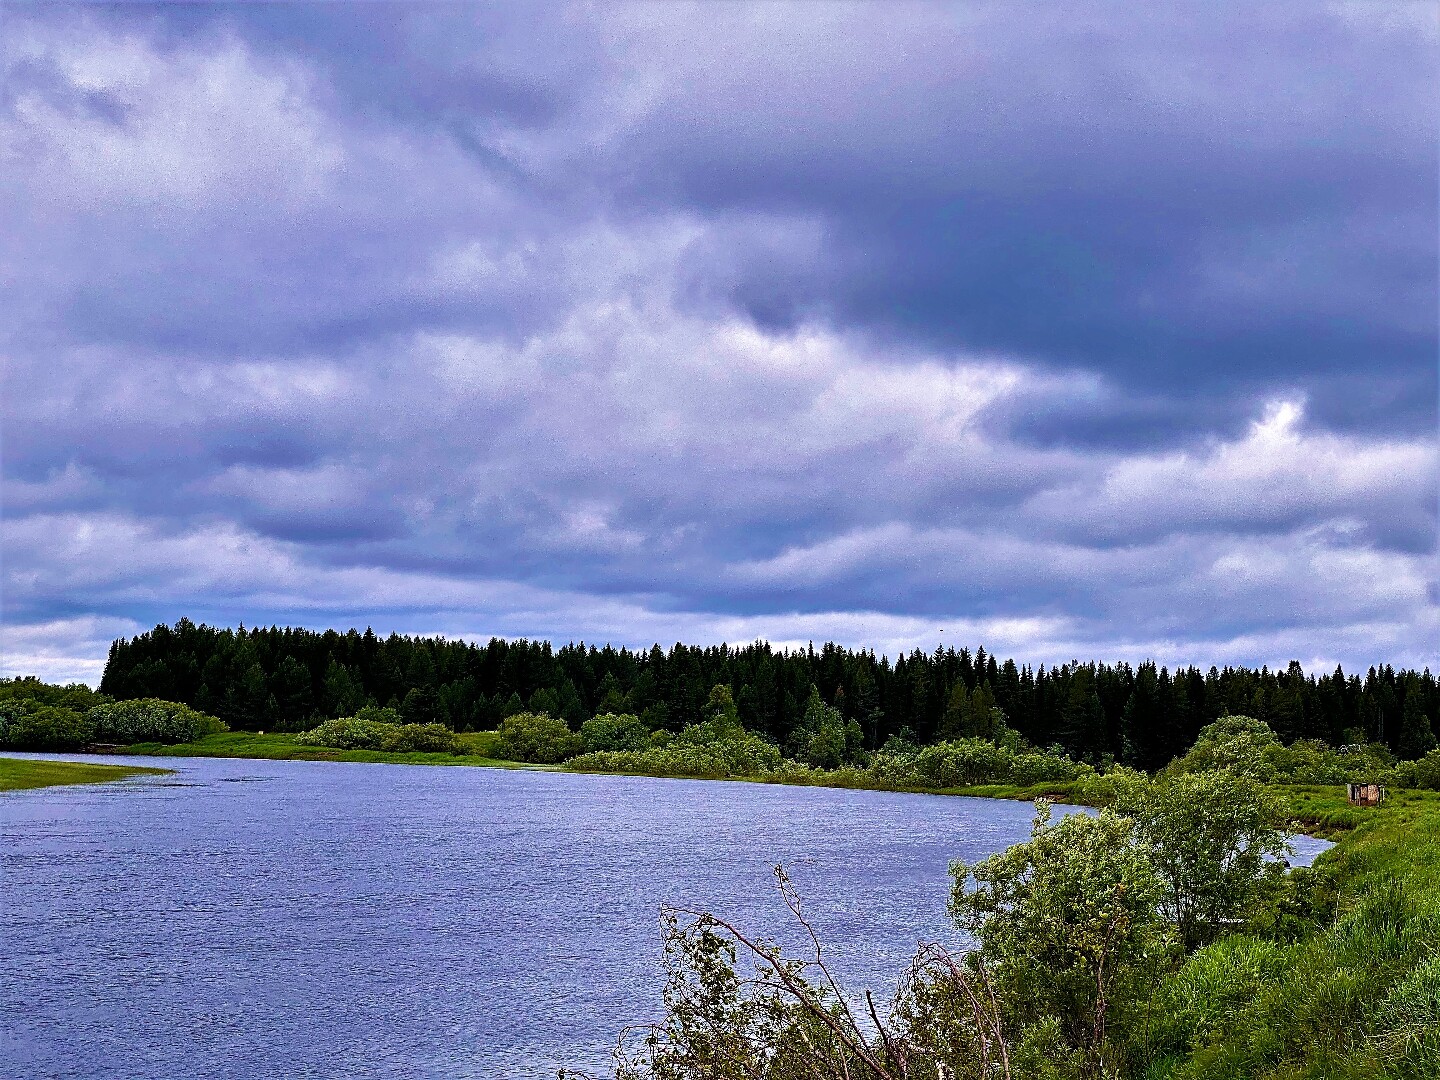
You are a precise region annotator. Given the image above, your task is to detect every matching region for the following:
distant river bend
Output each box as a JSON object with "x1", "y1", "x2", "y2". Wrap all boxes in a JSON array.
[{"x1": 0, "y1": 755, "x2": 1331, "y2": 1079}]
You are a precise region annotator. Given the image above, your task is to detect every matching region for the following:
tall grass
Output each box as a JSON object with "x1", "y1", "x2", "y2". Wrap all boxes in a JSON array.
[{"x1": 1147, "y1": 791, "x2": 1440, "y2": 1079}]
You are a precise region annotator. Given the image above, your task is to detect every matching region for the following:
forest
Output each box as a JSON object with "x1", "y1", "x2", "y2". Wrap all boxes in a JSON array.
[{"x1": 98, "y1": 620, "x2": 1438, "y2": 768}]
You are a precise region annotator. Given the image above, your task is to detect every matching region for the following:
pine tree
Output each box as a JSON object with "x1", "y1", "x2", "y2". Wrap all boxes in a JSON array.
[
  {"x1": 401, "y1": 685, "x2": 442, "y2": 726},
  {"x1": 322, "y1": 661, "x2": 366, "y2": 718},
  {"x1": 1061, "y1": 667, "x2": 1108, "y2": 762},
  {"x1": 941, "y1": 683, "x2": 970, "y2": 740},
  {"x1": 271, "y1": 656, "x2": 314, "y2": 728},
  {"x1": 1121, "y1": 662, "x2": 1164, "y2": 770},
  {"x1": 1396, "y1": 677, "x2": 1438, "y2": 760}
]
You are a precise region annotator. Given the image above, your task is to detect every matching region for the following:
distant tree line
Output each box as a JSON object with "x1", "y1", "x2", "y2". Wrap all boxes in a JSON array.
[{"x1": 99, "y1": 620, "x2": 1440, "y2": 765}]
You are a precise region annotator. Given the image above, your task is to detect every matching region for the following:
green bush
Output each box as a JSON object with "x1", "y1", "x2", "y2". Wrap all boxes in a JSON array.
[
  {"x1": 495, "y1": 711, "x2": 582, "y2": 763},
  {"x1": 1168, "y1": 715, "x2": 1281, "y2": 781},
  {"x1": 295, "y1": 714, "x2": 459, "y2": 754},
  {"x1": 913, "y1": 738, "x2": 1012, "y2": 787},
  {"x1": 0, "y1": 677, "x2": 107, "y2": 713},
  {"x1": 1117, "y1": 770, "x2": 1290, "y2": 951},
  {"x1": 378, "y1": 722, "x2": 459, "y2": 754},
  {"x1": 568, "y1": 733, "x2": 782, "y2": 778},
  {"x1": 1390, "y1": 749, "x2": 1440, "y2": 791},
  {"x1": 580, "y1": 712, "x2": 651, "y2": 753},
  {"x1": 295, "y1": 715, "x2": 392, "y2": 749},
  {"x1": 87, "y1": 698, "x2": 226, "y2": 744},
  {"x1": 1266, "y1": 738, "x2": 1395, "y2": 786},
  {"x1": 950, "y1": 802, "x2": 1172, "y2": 1071},
  {"x1": 868, "y1": 737, "x2": 1086, "y2": 789},
  {"x1": 0, "y1": 701, "x2": 97, "y2": 750}
]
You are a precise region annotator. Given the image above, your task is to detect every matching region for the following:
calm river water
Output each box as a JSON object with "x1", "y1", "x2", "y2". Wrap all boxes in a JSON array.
[{"x1": 1, "y1": 755, "x2": 1331, "y2": 1079}]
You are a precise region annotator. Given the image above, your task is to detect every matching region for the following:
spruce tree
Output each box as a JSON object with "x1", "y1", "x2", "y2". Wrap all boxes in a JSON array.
[{"x1": 1396, "y1": 678, "x2": 1438, "y2": 760}]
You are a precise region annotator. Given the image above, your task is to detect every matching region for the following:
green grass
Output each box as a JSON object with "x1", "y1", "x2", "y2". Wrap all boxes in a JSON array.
[
  {"x1": 1147, "y1": 788, "x2": 1440, "y2": 1080},
  {"x1": 114, "y1": 729, "x2": 551, "y2": 769},
  {"x1": 0, "y1": 756, "x2": 169, "y2": 792}
]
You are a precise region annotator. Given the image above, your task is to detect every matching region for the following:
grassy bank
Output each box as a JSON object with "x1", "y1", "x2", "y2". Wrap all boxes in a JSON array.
[
  {"x1": 933, "y1": 780, "x2": 1379, "y2": 838},
  {"x1": 115, "y1": 729, "x2": 549, "y2": 770},
  {"x1": 109, "y1": 732, "x2": 1390, "y2": 842},
  {"x1": 1141, "y1": 786, "x2": 1440, "y2": 1079},
  {"x1": 0, "y1": 756, "x2": 169, "y2": 792}
]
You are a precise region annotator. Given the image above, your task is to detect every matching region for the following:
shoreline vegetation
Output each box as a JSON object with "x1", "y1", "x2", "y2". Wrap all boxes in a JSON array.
[
  {"x1": 0, "y1": 756, "x2": 168, "y2": 792},
  {"x1": 99, "y1": 699, "x2": 1425, "y2": 840}
]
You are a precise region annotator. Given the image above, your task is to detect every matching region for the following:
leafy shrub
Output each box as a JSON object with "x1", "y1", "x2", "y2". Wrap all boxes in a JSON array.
[
  {"x1": 950, "y1": 802, "x2": 1171, "y2": 1071},
  {"x1": 912, "y1": 739, "x2": 1012, "y2": 787},
  {"x1": 379, "y1": 722, "x2": 459, "y2": 754},
  {"x1": 296, "y1": 716, "x2": 389, "y2": 750},
  {"x1": 1172, "y1": 718, "x2": 1405, "y2": 788},
  {"x1": 568, "y1": 732, "x2": 782, "y2": 778},
  {"x1": 1267, "y1": 738, "x2": 1395, "y2": 785},
  {"x1": 0, "y1": 701, "x2": 96, "y2": 750},
  {"x1": 0, "y1": 677, "x2": 107, "y2": 713},
  {"x1": 580, "y1": 712, "x2": 651, "y2": 753},
  {"x1": 0, "y1": 699, "x2": 19, "y2": 746},
  {"x1": 1007, "y1": 750, "x2": 1089, "y2": 786},
  {"x1": 1168, "y1": 715, "x2": 1281, "y2": 780},
  {"x1": 869, "y1": 737, "x2": 1087, "y2": 789},
  {"x1": 352, "y1": 703, "x2": 402, "y2": 725},
  {"x1": 1117, "y1": 770, "x2": 1290, "y2": 950},
  {"x1": 1074, "y1": 765, "x2": 1149, "y2": 804},
  {"x1": 296, "y1": 714, "x2": 459, "y2": 754},
  {"x1": 1390, "y1": 749, "x2": 1440, "y2": 790},
  {"x1": 495, "y1": 711, "x2": 582, "y2": 763},
  {"x1": 87, "y1": 698, "x2": 226, "y2": 744}
]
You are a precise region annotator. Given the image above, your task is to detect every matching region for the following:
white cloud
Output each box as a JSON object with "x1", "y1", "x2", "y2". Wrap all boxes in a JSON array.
[
  {"x1": 1, "y1": 8, "x2": 1435, "y2": 687},
  {"x1": 5, "y1": 22, "x2": 342, "y2": 210}
]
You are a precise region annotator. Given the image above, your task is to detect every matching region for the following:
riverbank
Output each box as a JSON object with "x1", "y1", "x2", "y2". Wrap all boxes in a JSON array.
[
  {"x1": 114, "y1": 730, "x2": 544, "y2": 769},
  {"x1": 100, "y1": 730, "x2": 1384, "y2": 841},
  {"x1": 35, "y1": 734, "x2": 1438, "y2": 1076},
  {"x1": 0, "y1": 756, "x2": 169, "y2": 792}
]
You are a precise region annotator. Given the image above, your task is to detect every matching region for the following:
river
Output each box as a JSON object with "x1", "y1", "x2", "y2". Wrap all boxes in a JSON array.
[{"x1": 0, "y1": 755, "x2": 1331, "y2": 1078}]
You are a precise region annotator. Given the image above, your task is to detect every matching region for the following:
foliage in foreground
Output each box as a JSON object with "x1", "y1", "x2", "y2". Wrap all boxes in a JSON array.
[{"x1": 592, "y1": 771, "x2": 1440, "y2": 1080}]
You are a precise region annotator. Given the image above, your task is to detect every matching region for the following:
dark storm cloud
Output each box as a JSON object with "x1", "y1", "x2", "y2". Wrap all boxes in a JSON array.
[
  {"x1": 85, "y1": 3, "x2": 1439, "y2": 432},
  {"x1": 1, "y1": 3, "x2": 1435, "y2": 682},
  {"x1": 597, "y1": 4, "x2": 1436, "y2": 432}
]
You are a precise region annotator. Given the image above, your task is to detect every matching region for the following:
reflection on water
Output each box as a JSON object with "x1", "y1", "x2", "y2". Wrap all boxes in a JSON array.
[{"x1": 0, "y1": 755, "x2": 1330, "y2": 1078}]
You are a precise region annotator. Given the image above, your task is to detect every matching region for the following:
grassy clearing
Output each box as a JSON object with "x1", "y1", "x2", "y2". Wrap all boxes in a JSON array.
[
  {"x1": 0, "y1": 756, "x2": 168, "y2": 792},
  {"x1": 114, "y1": 729, "x2": 548, "y2": 769}
]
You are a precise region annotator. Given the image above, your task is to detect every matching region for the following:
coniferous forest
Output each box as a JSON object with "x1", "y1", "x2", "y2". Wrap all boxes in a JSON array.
[{"x1": 99, "y1": 620, "x2": 1440, "y2": 767}]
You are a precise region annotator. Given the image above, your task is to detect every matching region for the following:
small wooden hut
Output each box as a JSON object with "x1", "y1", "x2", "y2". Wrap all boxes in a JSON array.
[{"x1": 1346, "y1": 782, "x2": 1387, "y2": 806}]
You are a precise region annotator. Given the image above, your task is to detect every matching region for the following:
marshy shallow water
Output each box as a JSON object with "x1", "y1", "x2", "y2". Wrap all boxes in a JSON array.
[{"x1": 1, "y1": 755, "x2": 1330, "y2": 1078}]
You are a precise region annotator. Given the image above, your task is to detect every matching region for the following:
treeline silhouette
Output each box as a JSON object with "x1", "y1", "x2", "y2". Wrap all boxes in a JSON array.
[{"x1": 100, "y1": 620, "x2": 1439, "y2": 769}]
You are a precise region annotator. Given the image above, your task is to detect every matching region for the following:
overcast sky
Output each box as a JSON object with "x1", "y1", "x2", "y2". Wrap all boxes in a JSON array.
[{"x1": 3, "y1": 3, "x2": 1437, "y2": 685}]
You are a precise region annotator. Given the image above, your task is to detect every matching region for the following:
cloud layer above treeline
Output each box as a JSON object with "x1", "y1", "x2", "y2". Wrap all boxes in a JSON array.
[{"x1": 3, "y1": 3, "x2": 1436, "y2": 683}]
